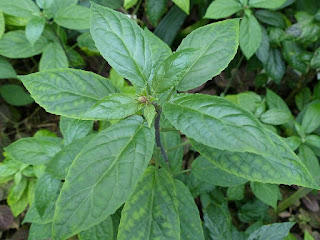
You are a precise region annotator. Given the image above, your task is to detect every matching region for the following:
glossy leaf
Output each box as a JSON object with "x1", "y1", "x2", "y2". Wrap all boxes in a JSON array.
[
  {"x1": 39, "y1": 42, "x2": 69, "y2": 71},
  {"x1": 34, "y1": 172, "x2": 61, "y2": 217},
  {"x1": 0, "y1": 84, "x2": 34, "y2": 106},
  {"x1": 78, "y1": 217, "x2": 114, "y2": 240},
  {"x1": 282, "y1": 41, "x2": 308, "y2": 74},
  {"x1": 301, "y1": 102, "x2": 320, "y2": 133},
  {"x1": 175, "y1": 19, "x2": 239, "y2": 91},
  {"x1": 205, "y1": 0, "x2": 242, "y2": 19},
  {"x1": 146, "y1": 0, "x2": 167, "y2": 26},
  {"x1": 25, "y1": 16, "x2": 45, "y2": 46},
  {"x1": 0, "y1": 0, "x2": 40, "y2": 18},
  {"x1": 247, "y1": 222, "x2": 295, "y2": 240},
  {"x1": 190, "y1": 129, "x2": 318, "y2": 189},
  {"x1": 255, "y1": 10, "x2": 286, "y2": 28},
  {"x1": 250, "y1": 182, "x2": 281, "y2": 209},
  {"x1": 0, "y1": 57, "x2": 16, "y2": 79},
  {"x1": 192, "y1": 156, "x2": 247, "y2": 187},
  {"x1": 240, "y1": 15, "x2": 262, "y2": 59},
  {"x1": 260, "y1": 109, "x2": 292, "y2": 125},
  {"x1": 175, "y1": 179, "x2": 204, "y2": 240},
  {"x1": 90, "y1": 3, "x2": 153, "y2": 88},
  {"x1": 152, "y1": 49, "x2": 198, "y2": 94},
  {"x1": 60, "y1": 117, "x2": 93, "y2": 145},
  {"x1": 172, "y1": 0, "x2": 190, "y2": 14},
  {"x1": 54, "y1": 5, "x2": 90, "y2": 30},
  {"x1": 5, "y1": 137, "x2": 62, "y2": 165},
  {"x1": 117, "y1": 167, "x2": 180, "y2": 240},
  {"x1": 82, "y1": 93, "x2": 142, "y2": 120},
  {"x1": 0, "y1": 30, "x2": 48, "y2": 58},
  {"x1": 19, "y1": 69, "x2": 119, "y2": 119},
  {"x1": 52, "y1": 116, "x2": 155, "y2": 239},
  {"x1": 163, "y1": 94, "x2": 274, "y2": 155},
  {"x1": 248, "y1": 0, "x2": 287, "y2": 9}
]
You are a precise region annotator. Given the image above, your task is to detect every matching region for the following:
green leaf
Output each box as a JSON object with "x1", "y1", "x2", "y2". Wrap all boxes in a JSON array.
[
  {"x1": 163, "y1": 94, "x2": 274, "y2": 155},
  {"x1": 0, "y1": 160, "x2": 19, "y2": 184},
  {"x1": 9, "y1": 187, "x2": 29, "y2": 217},
  {"x1": 311, "y1": 47, "x2": 320, "y2": 69},
  {"x1": 39, "y1": 42, "x2": 69, "y2": 71},
  {"x1": 204, "y1": 0, "x2": 242, "y2": 19},
  {"x1": 123, "y1": 0, "x2": 138, "y2": 9},
  {"x1": 301, "y1": 102, "x2": 320, "y2": 133},
  {"x1": 248, "y1": 0, "x2": 287, "y2": 9},
  {"x1": 175, "y1": 179, "x2": 204, "y2": 240},
  {"x1": 304, "y1": 231, "x2": 315, "y2": 240},
  {"x1": 117, "y1": 167, "x2": 180, "y2": 240},
  {"x1": 90, "y1": 3, "x2": 153, "y2": 89},
  {"x1": 19, "y1": 69, "x2": 119, "y2": 119},
  {"x1": 260, "y1": 109, "x2": 292, "y2": 125},
  {"x1": 238, "y1": 199, "x2": 268, "y2": 223},
  {"x1": 282, "y1": 41, "x2": 309, "y2": 74},
  {"x1": 266, "y1": 89, "x2": 291, "y2": 114},
  {"x1": 240, "y1": 15, "x2": 262, "y2": 59},
  {"x1": 250, "y1": 182, "x2": 281, "y2": 209},
  {"x1": 0, "y1": 11, "x2": 4, "y2": 39},
  {"x1": 146, "y1": 0, "x2": 167, "y2": 26},
  {"x1": 25, "y1": 16, "x2": 45, "y2": 46},
  {"x1": 82, "y1": 93, "x2": 142, "y2": 120},
  {"x1": 175, "y1": 19, "x2": 239, "y2": 91},
  {"x1": 192, "y1": 156, "x2": 247, "y2": 187},
  {"x1": 305, "y1": 135, "x2": 320, "y2": 156},
  {"x1": 227, "y1": 185, "x2": 245, "y2": 201},
  {"x1": 52, "y1": 116, "x2": 155, "y2": 240},
  {"x1": 34, "y1": 172, "x2": 61, "y2": 217},
  {"x1": 77, "y1": 32, "x2": 99, "y2": 54},
  {"x1": 203, "y1": 202, "x2": 232, "y2": 240},
  {"x1": 54, "y1": 5, "x2": 90, "y2": 30},
  {"x1": 28, "y1": 222, "x2": 52, "y2": 240},
  {"x1": 46, "y1": 135, "x2": 95, "y2": 180},
  {"x1": 7, "y1": 177, "x2": 28, "y2": 205},
  {"x1": 0, "y1": 30, "x2": 48, "y2": 58},
  {"x1": 296, "y1": 88, "x2": 311, "y2": 111},
  {"x1": 36, "y1": 0, "x2": 54, "y2": 9},
  {"x1": 91, "y1": 0, "x2": 123, "y2": 9},
  {"x1": 23, "y1": 200, "x2": 55, "y2": 224},
  {"x1": 247, "y1": 222, "x2": 295, "y2": 240},
  {"x1": 0, "y1": 84, "x2": 34, "y2": 106},
  {"x1": 299, "y1": 145, "x2": 320, "y2": 184},
  {"x1": 5, "y1": 137, "x2": 62, "y2": 165},
  {"x1": 191, "y1": 130, "x2": 318, "y2": 188},
  {"x1": 152, "y1": 49, "x2": 198, "y2": 94},
  {"x1": 60, "y1": 117, "x2": 93, "y2": 145},
  {"x1": 78, "y1": 217, "x2": 114, "y2": 240},
  {"x1": 0, "y1": 57, "x2": 16, "y2": 79},
  {"x1": 48, "y1": 0, "x2": 78, "y2": 16},
  {"x1": 144, "y1": 104, "x2": 156, "y2": 127},
  {"x1": 172, "y1": 0, "x2": 190, "y2": 14},
  {"x1": 255, "y1": 10, "x2": 286, "y2": 28},
  {"x1": 285, "y1": 136, "x2": 302, "y2": 151},
  {"x1": 0, "y1": 0, "x2": 40, "y2": 18}
]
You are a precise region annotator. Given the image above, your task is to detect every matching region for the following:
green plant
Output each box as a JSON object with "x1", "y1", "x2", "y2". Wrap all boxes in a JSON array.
[{"x1": 2, "y1": 2, "x2": 319, "y2": 240}]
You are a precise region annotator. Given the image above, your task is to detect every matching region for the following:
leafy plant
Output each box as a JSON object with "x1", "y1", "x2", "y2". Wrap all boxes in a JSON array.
[{"x1": 2, "y1": 2, "x2": 319, "y2": 240}]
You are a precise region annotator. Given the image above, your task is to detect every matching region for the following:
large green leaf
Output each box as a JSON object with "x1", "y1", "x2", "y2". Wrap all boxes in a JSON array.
[
  {"x1": 192, "y1": 156, "x2": 247, "y2": 187},
  {"x1": 54, "y1": 5, "x2": 90, "y2": 30},
  {"x1": 172, "y1": 0, "x2": 190, "y2": 14},
  {"x1": 163, "y1": 94, "x2": 274, "y2": 155},
  {"x1": 5, "y1": 137, "x2": 62, "y2": 165},
  {"x1": 174, "y1": 179, "x2": 204, "y2": 240},
  {"x1": 60, "y1": 117, "x2": 93, "y2": 145},
  {"x1": 19, "y1": 69, "x2": 119, "y2": 119},
  {"x1": 0, "y1": 57, "x2": 16, "y2": 79},
  {"x1": 25, "y1": 16, "x2": 46, "y2": 46},
  {"x1": 250, "y1": 182, "x2": 281, "y2": 209},
  {"x1": 248, "y1": 0, "x2": 287, "y2": 9},
  {"x1": 28, "y1": 223, "x2": 52, "y2": 240},
  {"x1": 0, "y1": 30, "x2": 48, "y2": 58},
  {"x1": 39, "y1": 42, "x2": 68, "y2": 71},
  {"x1": 82, "y1": 93, "x2": 142, "y2": 120},
  {"x1": 117, "y1": 167, "x2": 180, "y2": 240},
  {"x1": 190, "y1": 129, "x2": 318, "y2": 189},
  {"x1": 90, "y1": 3, "x2": 153, "y2": 89},
  {"x1": 299, "y1": 145, "x2": 320, "y2": 184},
  {"x1": 240, "y1": 14, "x2": 262, "y2": 59},
  {"x1": 78, "y1": 217, "x2": 114, "y2": 240},
  {"x1": 0, "y1": 0, "x2": 40, "y2": 18},
  {"x1": 152, "y1": 49, "x2": 197, "y2": 94},
  {"x1": 48, "y1": 0, "x2": 78, "y2": 15},
  {"x1": 247, "y1": 222, "x2": 294, "y2": 240},
  {"x1": 255, "y1": 10, "x2": 286, "y2": 28},
  {"x1": 52, "y1": 116, "x2": 155, "y2": 240},
  {"x1": 204, "y1": 0, "x2": 242, "y2": 19},
  {"x1": 46, "y1": 135, "x2": 95, "y2": 180},
  {"x1": 175, "y1": 19, "x2": 239, "y2": 91},
  {"x1": 0, "y1": 84, "x2": 34, "y2": 106}
]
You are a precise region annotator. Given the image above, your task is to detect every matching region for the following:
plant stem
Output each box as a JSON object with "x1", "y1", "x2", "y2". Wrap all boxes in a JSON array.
[
  {"x1": 276, "y1": 187, "x2": 312, "y2": 214},
  {"x1": 167, "y1": 139, "x2": 190, "y2": 152},
  {"x1": 154, "y1": 108, "x2": 169, "y2": 163}
]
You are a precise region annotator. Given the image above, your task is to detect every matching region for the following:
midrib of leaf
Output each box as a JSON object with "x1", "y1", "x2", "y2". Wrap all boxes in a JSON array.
[
  {"x1": 95, "y1": 8, "x2": 149, "y2": 86},
  {"x1": 57, "y1": 122, "x2": 145, "y2": 232}
]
